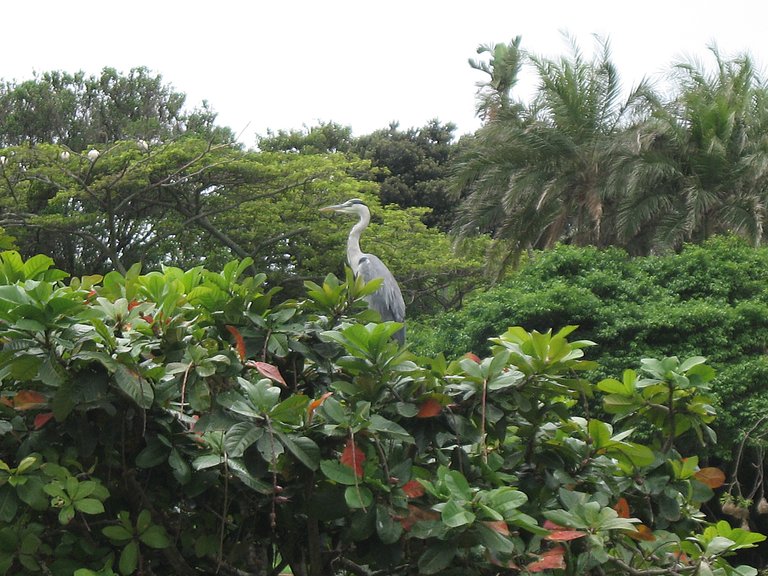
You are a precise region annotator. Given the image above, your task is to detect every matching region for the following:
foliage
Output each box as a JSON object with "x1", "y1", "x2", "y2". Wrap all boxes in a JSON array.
[
  {"x1": 452, "y1": 37, "x2": 768, "y2": 278},
  {"x1": 259, "y1": 119, "x2": 461, "y2": 230},
  {"x1": 0, "y1": 137, "x2": 484, "y2": 315},
  {"x1": 452, "y1": 34, "x2": 652, "y2": 277},
  {"x1": 0, "y1": 67, "x2": 233, "y2": 150},
  {"x1": 616, "y1": 46, "x2": 768, "y2": 253},
  {"x1": 412, "y1": 237, "x2": 768, "y2": 517},
  {"x1": 0, "y1": 252, "x2": 761, "y2": 575}
]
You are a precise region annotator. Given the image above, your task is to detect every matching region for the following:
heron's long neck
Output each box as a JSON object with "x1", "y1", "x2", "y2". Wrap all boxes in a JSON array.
[{"x1": 347, "y1": 211, "x2": 369, "y2": 274}]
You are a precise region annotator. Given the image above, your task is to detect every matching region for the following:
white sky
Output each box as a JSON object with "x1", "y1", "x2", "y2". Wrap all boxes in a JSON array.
[{"x1": 3, "y1": 1, "x2": 767, "y2": 147}]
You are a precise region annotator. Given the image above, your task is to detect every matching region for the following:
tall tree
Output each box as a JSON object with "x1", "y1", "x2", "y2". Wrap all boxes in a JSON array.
[
  {"x1": 452, "y1": 35, "x2": 650, "y2": 276},
  {"x1": 352, "y1": 119, "x2": 458, "y2": 229},
  {"x1": 0, "y1": 67, "x2": 233, "y2": 151},
  {"x1": 616, "y1": 46, "x2": 768, "y2": 252}
]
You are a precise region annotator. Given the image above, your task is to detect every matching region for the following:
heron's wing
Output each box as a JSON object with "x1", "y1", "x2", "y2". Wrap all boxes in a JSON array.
[{"x1": 357, "y1": 254, "x2": 405, "y2": 323}]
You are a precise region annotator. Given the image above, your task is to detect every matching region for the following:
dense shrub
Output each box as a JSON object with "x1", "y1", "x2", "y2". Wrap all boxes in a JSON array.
[
  {"x1": 412, "y1": 237, "x2": 768, "y2": 457},
  {"x1": 0, "y1": 252, "x2": 763, "y2": 575}
]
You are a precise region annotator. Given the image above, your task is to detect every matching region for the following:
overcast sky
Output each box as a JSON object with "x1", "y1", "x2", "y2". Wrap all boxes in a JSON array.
[{"x1": 4, "y1": 1, "x2": 767, "y2": 147}]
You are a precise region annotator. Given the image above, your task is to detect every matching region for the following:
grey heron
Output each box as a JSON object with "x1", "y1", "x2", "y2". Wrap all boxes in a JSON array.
[{"x1": 321, "y1": 198, "x2": 406, "y2": 345}]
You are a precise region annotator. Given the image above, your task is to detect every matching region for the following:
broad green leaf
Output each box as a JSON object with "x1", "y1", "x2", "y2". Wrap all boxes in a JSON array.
[
  {"x1": 345, "y1": 485, "x2": 373, "y2": 508},
  {"x1": 443, "y1": 469, "x2": 472, "y2": 501},
  {"x1": 320, "y1": 460, "x2": 358, "y2": 485},
  {"x1": 417, "y1": 542, "x2": 456, "y2": 575},
  {"x1": 278, "y1": 433, "x2": 320, "y2": 471},
  {"x1": 74, "y1": 498, "x2": 105, "y2": 515},
  {"x1": 376, "y1": 505, "x2": 403, "y2": 544},
  {"x1": 224, "y1": 422, "x2": 264, "y2": 458},
  {"x1": 114, "y1": 364, "x2": 154, "y2": 409},
  {"x1": 368, "y1": 414, "x2": 413, "y2": 442},
  {"x1": 139, "y1": 525, "x2": 171, "y2": 549},
  {"x1": 103, "y1": 525, "x2": 133, "y2": 543},
  {"x1": 441, "y1": 499, "x2": 475, "y2": 527},
  {"x1": 119, "y1": 540, "x2": 139, "y2": 575}
]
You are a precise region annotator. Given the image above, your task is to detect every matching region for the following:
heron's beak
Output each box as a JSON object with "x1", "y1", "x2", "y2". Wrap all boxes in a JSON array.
[{"x1": 320, "y1": 204, "x2": 341, "y2": 212}]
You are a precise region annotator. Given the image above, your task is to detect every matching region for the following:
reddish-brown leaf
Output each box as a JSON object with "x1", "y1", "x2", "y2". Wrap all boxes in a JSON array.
[
  {"x1": 626, "y1": 524, "x2": 656, "y2": 541},
  {"x1": 127, "y1": 299, "x2": 140, "y2": 311},
  {"x1": 33, "y1": 412, "x2": 54, "y2": 430},
  {"x1": 483, "y1": 520, "x2": 511, "y2": 536},
  {"x1": 307, "y1": 392, "x2": 333, "y2": 423},
  {"x1": 246, "y1": 361, "x2": 286, "y2": 387},
  {"x1": 527, "y1": 547, "x2": 566, "y2": 572},
  {"x1": 416, "y1": 398, "x2": 442, "y2": 418},
  {"x1": 396, "y1": 504, "x2": 440, "y2": 531},
  {"x1": 0, "y1": 397, "x2": 12, "y2": 408},
  {"x1": 694, "y1": 467, "x2": 726, "y2": 489},
  {"x1": 13, "y1": 390, "x2": 47, "y2": 410},
  {"x1": 340, "y1": 439, "x2": 365, "y2": 478},
  {"x1": 614, "y1": 497, "x2": 630, "y2": 518},
  {"x1": 402, "y1": 480, "x2": 425, "y2": 499},
  {"x1": 545, "y1": 529, "x2": 586, "y2": 541},
  {"x1": 225, "y1": 325, "x2": 246, "y2": 362},
  {"x1": 464, "y1": 352, "x2": 482, "y2": 363}
]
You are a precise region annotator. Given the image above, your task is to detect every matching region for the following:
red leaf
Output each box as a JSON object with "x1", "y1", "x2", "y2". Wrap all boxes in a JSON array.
[
  {"x1": 402, "y1": 480, "x2": 425, "y2": 499},
  {"x1": 545, "y1": 529, "x2": 587, "y2": 542},
  {"x1": 127, "y1": 299, "x2": 140, "y2": 311},
  {"x1": 464, "y1": 352, "x2": 481, "y2": 363},
  {"x1": 527, "y1": 547, "x2": 566, "y2": 572},
  {"x1": 396, "y1": 504, "x2": 440, "y2": 531},
  {"x1": 694, "y1": 467, "x2": 726, "y2": 489},
  {"x1": 614, "y1": 497, "x2": 630, "y2": 518},
  {"x1": 416, "y1": 398, "x2": 442, "y2": 418},
  {"x1": 33, "y1": 412, "x2": 54, "y2": 430},
  {"x1": 225, "y1": 325, "x2": 246, "y2": 362},
  {"x1": 246, "y1": 361, "x2": 286, "y2": 387},
  {"x1": 483, "y1": 520, "x2": 510, "y2": 536},
  {"x1": 340, "y1": 439, "x2": 365, "y2": 477},
  {"x1": 13, "y1": 390, "x2": 47, "y2": 410},
  {"x1": 307, "y1": 392, "x2": 332, "y2": 423},
  {"x1": 626, "y1": 524, "x2": 656, "y2": 541}
]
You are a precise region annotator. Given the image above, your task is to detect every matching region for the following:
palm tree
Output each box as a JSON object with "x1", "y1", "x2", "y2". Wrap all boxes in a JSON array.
[
  {"x1": 452, "y1": 35, "x2": 650, "y2": 276},
  {"x1": 617, "y1": 46, "x2": 768, "y2": 252}
]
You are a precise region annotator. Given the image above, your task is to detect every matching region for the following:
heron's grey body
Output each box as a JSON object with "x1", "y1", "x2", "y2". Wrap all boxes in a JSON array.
[{"x1": 321, "y1": 199, "x2": 406, "y2": 344}]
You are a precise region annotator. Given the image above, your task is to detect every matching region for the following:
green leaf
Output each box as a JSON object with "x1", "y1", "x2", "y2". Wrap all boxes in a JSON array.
[
  {"x1": 441, "y1": 499, "x2": 475, "y2": 528},
  {"x1": 74, "y1": 498, "x2": 105, "y2": 515},
  {"x1": 344, "y1": 485, "x2": 373, "y2": 508},
  {"x1": 114, "y1": 364, "x2": 154, "y2": 409},
  {"x1": 139, "y1": 525, "x2": 170, "y2": 549},
  {"x1": 119, "y1": 540, "x2": 139, "y2": 575},
  {"x1": 192, "y1": 454, "x2": 223, "y2": 471},
  {"x1": 417, "y1": 542, "x2": 456, "y2": 574},
  {"x1": 278, "y1": 433, "x2": 320, "y2": 471},
  {"x1": 376, "y1": 505, "x2": 403, "y2": 544},
  {"x1": 0, "y1": 485, "x2": 18, "y2": 523},
  {"x1": 167, "y1": 448, "x2": 192, "y2": 485},
  {"x1": 269, "y1": 394, "x2": 310, "y2": 424},
  {"x1": 588, "y1": 419, "x2": 612, "y2": 449},
  {"x1": 320, "y1": 460, "x2": 358, "y2": 485},
  {"x1": 706, "y1": 536, "x2": 736, "y2": 556},
  {"x1": 135, "y1": 437, "x2": 171, "y2": 468},
  {"x1": 224, "y1": 422, "x2": 264, "y2": 458},
  {"x1": 103, "y1": 525, "x2": 133, "y2": 543},
  {"x1": 136, "y1": 509, "x2": 152, "y2": 534},
  {"x1": 16, "y1": 477, "x2": 48, "y2": 511},
  {"x1": 443, "y1": 469, "x2": 472, "y2": 501},
  {"x1": 368, "y1": 414, "x2": 413, "y2": 442}
]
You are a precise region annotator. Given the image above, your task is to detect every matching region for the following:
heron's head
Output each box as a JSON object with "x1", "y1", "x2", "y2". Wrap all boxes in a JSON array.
[{"x1": 320, "y1": 198, "x2": 369, "y2": 217}]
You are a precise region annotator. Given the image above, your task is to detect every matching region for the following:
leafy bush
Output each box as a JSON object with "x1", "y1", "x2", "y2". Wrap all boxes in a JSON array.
[
  {"x1": 0, "y1": 251, "x2": 762, "y2": 575},
  {"x1": 412, "y1": 237, "x2": 768, "y2": 455}
]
